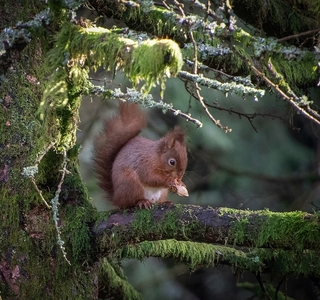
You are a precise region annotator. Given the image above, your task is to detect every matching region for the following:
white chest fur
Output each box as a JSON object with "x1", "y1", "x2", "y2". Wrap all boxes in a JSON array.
[{"x1": 143, "y1": 186, "x2": 164, "y2": 203}]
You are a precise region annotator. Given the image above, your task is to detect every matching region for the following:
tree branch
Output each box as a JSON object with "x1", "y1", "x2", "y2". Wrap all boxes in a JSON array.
[
  {"x1": 278, "y1": 28, "x2": 320, "y2": 43},
  {"x1": 94, "y1": 204, "x2": 320, "y2": 251},
  {"x1": 95, "y1": 204, "x2": 320, "y2": 279}
]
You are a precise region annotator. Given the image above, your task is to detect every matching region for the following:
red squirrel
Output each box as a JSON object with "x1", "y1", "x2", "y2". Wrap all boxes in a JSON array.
[{"x1": 93, "y1": 101, "x2": 188, "y2": 209}]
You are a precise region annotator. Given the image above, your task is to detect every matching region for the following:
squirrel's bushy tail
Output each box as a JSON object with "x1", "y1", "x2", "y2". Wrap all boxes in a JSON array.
[{"x1": 93, "y1": 101, "x2": 147, "y2": 199}]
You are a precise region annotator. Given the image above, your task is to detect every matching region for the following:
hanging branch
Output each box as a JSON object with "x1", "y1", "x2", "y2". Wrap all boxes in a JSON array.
[
  {"x1": 188, "y1": 29, "x2": 232, "y2": 132},
  {"x1": 255, "y1": 272, "x2": 272, "y2": 300}
]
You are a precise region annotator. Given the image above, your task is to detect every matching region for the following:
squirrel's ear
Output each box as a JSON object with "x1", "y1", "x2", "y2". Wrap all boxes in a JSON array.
[
  {"x1": 159, "y1": 127, "x2": 185, "y2": 152},
  {"x1": 172, "y1": 126, "x2": 185, "y2": 144},
  {"x1": 158, "y1": 136, "x2": 173, "y2": 153}
]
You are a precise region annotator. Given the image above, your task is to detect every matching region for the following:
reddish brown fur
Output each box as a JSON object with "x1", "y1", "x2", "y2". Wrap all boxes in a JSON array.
[{"x1": 93, "y1": 101, "x2": 188, "y2": 209}]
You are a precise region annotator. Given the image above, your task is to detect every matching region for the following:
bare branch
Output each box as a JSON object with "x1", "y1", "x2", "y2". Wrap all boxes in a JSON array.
[
  {"x1": 278, "y1": 28, "x2": 320, "y2": 43},
  {"x1": 188, "y1": 29, "x2": 232, "y2": 132},
  {"x1": 234, "y1": 50, "x2": 320, "y2": 127}
]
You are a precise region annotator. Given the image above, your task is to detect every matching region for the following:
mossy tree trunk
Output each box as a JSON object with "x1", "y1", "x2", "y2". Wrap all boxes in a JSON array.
[
  {"x1": 0, "y1": 1, "x2": 97, "y2": 299},
  {"x1": 1, "y1": 0, "x2": 320, "y2": 299}
]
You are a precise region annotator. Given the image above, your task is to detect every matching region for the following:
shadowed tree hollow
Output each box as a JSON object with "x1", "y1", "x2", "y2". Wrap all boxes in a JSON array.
[{"x1": 1, "y1": 0, "x2": 320, "y2": 299}]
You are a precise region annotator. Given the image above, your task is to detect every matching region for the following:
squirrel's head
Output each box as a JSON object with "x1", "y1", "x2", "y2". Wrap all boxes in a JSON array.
[{"x1": 157, "y1": 126, "x2": 187, "y2": 179}]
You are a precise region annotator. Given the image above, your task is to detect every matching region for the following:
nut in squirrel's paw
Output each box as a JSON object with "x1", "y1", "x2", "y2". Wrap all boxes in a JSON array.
[
  {"x1": 176, "y1": 185, "x2": 189, "y2": 197},
  {"x1": 170, "y1": 180, "x2": 189, "y2": 197}
]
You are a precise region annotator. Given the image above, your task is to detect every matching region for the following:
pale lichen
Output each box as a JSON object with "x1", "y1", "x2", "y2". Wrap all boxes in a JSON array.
[{"x1": 178, "y1": 71, "x2": 265, "y2": 99}]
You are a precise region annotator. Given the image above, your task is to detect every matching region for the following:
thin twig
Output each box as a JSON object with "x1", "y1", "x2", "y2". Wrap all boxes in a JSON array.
[
  {"x1": 251, "y1": 64, "x2": 320, "y2": 126},
  {"x1": 160, "y1": 0, "x2": 171, "y2": 11},
  {"x1": 275, "y1": 277, "x2": 286, "y2": 300},
  {"x1": 236, "y1": 49, "x2": 320, "y2": 127},
  {"x1": 278, "y1": 28, "x2": 320, "y2": 43},
  {"x1": 204, "y1": 0, "x2": 211, "y2": 22},
  {"x1": 24, "y1": 141, "x2": 56, "y2": 208},
  {"x1": 173, "y1": 0, "x2": 185, "y2": 17},
  {"x1": 35, "y1": 141, "x2": 56, "y2": 165},
  {"x1": 183, "y1": 0, "x2": 224, "y2": 24},
  {"x1": 168, "y1": 107, "x2": 203, "y2": 127},
  {"x1": 30, "y1": 177, "x2": 51, "y2": 209}
]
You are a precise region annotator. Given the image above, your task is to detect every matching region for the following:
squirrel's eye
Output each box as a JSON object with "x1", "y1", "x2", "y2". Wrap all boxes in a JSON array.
[{"x1": 168, "y1": 158, "x2": 176, "y2": 166}]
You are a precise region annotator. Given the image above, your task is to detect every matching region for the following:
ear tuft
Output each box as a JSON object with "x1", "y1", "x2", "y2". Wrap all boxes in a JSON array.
[
  {"x1": 172, "y1": 126, "x2": 185, "y2": 144},
  {"x1": 158, "y1": 126, "x2": 185, "y2": 153}
]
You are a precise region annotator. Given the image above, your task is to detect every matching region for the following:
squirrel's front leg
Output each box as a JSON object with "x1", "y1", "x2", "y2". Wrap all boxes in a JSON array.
[{"x1": 112, "y1": 167, "x2": 146, "y2": 208}]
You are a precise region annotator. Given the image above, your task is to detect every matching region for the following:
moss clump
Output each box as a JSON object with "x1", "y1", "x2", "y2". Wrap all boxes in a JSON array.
[
  {"x1": 128, "y1": 38, "x2": 183, "y2": 94},
  {"x1": 221, "y1": 208, "x2": 320, "y2": 251},
  {"x1": 43, "y1": 23, "x2": 183, "y2": 102},
  {"x1": 118, "y1": 240, "x2": 264, "y2": 272}
]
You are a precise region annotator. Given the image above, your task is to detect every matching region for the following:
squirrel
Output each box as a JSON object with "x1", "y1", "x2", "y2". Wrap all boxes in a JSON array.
[{"x1": 93, "y1": 101, "x2": 188, "y2": 209}]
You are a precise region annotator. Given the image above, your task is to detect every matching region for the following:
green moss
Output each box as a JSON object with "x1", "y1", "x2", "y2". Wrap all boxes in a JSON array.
[
  {"x1": 0, "y1": 14, "x2": 97, "y2": 299},
  {"x1": 118, "y1": 239, "x2": 320, "y2": 278},
  {"x1": 221, "y1": 208, "x2": 320, "y2": 251},
  {"x1": 130, "y1": 204, "x2": 201, "y2": 240},
  {"x1": 269, "y1": 53, "x2": 318, "y2": 88},
  {"x1": 128, "y1": 38, "x2": 183, "y2": 95},
  {"x1": 118, "y1": 240, "x2": 263, "y2": 272},
  {"x1": 44, "y1": 24, "x2": 183, "y2": 96},
  {"x1": 99, "y1": 258, "x2": 142, "y2": 300}
]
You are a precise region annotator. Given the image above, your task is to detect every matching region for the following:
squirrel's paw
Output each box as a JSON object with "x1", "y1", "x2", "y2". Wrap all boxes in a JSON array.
[{"x1": 137, "y1": 199, "x2": 153, "y2": 209}]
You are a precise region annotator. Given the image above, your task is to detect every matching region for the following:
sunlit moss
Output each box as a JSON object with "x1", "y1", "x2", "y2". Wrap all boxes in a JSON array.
[
  {"x1": 41, "y1": 24, "x2": 183, "y2": 148},
  {"x1": 128, "y1": 38, "x2": 183, "y2": 94}
]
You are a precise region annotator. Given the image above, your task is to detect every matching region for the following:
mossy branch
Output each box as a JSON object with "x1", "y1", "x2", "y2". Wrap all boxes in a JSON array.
[
  {"x1": 88, "y1": 0, "x2": 319, "y2": 89},
  {"x1": 94, "y1": 204, "x2": 320, "y2": 279},
  {"x1": 88, "y1": 85, "x2": 203, "y2": 127},
  {"x1": 116, "y1": 240, "x2": 320, "y2": 278},
  {"x1": 178, "y1": 70, "x2": 265, "y2": 99},
  {"x1": 42, "y1": 23, "x2": 183, "y2": 148},
  {"x1": 87, "y1": 0, "x2": 320, "y2": 129},
  {"x1": 94, "y1": 204, "x2": 320, "y2": 252}
]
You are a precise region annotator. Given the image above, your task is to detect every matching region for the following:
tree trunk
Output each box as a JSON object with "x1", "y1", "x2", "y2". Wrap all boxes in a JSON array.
[{"x1": 0, "y1": 1, "x2": 97, "y2": 298}]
